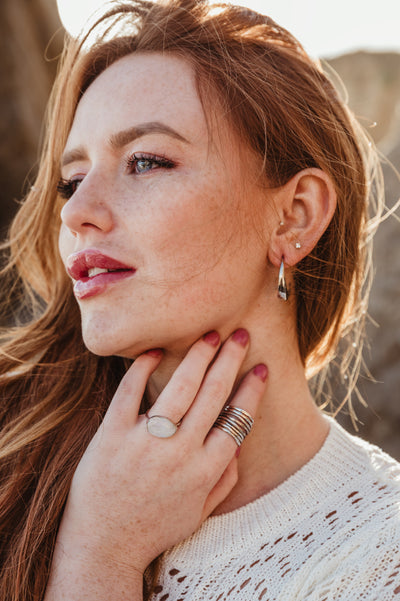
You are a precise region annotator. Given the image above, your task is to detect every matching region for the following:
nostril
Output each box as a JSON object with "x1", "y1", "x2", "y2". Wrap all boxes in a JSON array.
[
  {"x1": 82, "y1": 222, "x2": 103, "y2": 230},
  {"x1": 59, "y1": 190, "x2": 114, "y2": 234}
]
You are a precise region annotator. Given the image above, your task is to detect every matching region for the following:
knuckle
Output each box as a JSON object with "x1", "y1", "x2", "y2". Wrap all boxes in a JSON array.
[
  {"x1": 171, "y1": 374, "x2": 195, "y2": 398},
  {"x1": 205, "y1": 377, "x2": 230, "y2": 402},
  {"x1": 116, "y1": 376, "x2": 133, "y2": 399}
]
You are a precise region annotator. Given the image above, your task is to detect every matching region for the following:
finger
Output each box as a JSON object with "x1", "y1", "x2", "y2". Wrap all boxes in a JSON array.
[
  {"x1": 148, "y1": 331, "x2": 221, "y2": 423},
  {"x1": 104, "y1": 350, "x2": 163, "y2": 427},
  {"x1": 182, "y1": 329, "x2": 251, "y2": 434},
  {"x1": 200, "y1": 457, "x2": 239, "y2": 521},
  {"x1": 205, "y1": 363, "x2": 268, "y2": 453}
]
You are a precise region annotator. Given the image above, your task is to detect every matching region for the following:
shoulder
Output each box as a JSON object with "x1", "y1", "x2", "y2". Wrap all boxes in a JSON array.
[
  {"x1": 333, "y1": 419, "x2": 400, "y2": 493},
  {"x1": 318, "y1": 419, "x2": 400, "y2": 532},
  {"x1": 301, "y1": 420, "x2": 400, "y2": 599},
  {"x1": 322, "y1": 416, "x2": 400, "y2": 483}
]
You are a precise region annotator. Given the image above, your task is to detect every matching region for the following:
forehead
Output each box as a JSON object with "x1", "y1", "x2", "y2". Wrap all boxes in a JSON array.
[{"x1": 66, "y1": 52, "x2": 209, "y2": 148}]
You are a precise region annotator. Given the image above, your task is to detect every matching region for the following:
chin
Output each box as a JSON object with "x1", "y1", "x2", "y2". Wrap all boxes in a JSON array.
[
  {"x1": 80, "y1": 311, "x2": 213, "y2": 358},
  {"x1": 81, "y1": 322, "x2": 158, "y2": 359},
  {"x1": 83, "y1": 338, "x2": 146, "y2": 359},
  {"x1": 81, "y1": 327, "x2": 129, "y2": 357},
  {"x1": 82, "y1": 336, "x2": 119, "y2": 357}
]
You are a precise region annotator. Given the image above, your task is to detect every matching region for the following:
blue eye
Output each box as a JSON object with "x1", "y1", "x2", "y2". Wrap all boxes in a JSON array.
[{"x1": 127, "y1": 153, "x2": 175, "y2": 175}]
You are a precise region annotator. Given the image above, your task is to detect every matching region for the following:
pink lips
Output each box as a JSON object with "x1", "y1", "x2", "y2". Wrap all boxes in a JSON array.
[{"x1": 66, "y1": 249, "x2": 136, "y2": 299}]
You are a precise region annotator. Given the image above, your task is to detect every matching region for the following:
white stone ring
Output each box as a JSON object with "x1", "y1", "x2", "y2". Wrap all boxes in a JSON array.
[{"x1": 146, "y1": 412, "x2": 181, "y2": 438}]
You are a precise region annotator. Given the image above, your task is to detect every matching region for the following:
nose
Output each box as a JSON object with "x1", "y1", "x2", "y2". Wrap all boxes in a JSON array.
[{"x1": 60, "y1": 177, "x2": 114, "y2": 236}]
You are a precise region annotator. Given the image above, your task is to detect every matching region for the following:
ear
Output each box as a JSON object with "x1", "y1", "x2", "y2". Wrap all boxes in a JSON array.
[{"x1": 268, "y1": 168, "x2": 337, "y2": 267}]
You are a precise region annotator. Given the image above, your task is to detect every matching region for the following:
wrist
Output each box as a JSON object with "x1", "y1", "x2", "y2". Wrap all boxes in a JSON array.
[{"x1": 45, "y1": 543, "x2": 144, "y2": 601}]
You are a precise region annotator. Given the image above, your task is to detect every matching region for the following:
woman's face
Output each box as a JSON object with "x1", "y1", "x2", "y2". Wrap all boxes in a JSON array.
[{"x1": 58, "y1": 52, "x2": 276, "y2": 357}]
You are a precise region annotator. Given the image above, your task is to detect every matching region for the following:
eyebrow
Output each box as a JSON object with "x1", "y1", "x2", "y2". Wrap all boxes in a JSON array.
[{"x1": 61, "y1": 121, "x2": 190, "y2": 168}]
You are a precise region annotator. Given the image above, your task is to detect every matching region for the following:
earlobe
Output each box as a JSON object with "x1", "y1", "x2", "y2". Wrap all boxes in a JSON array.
[{"x1": 268, "y1": 168, "x2": 337, "y2": 267}]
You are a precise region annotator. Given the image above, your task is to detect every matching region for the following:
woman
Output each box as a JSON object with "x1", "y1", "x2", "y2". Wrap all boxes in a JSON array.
[{"x1": 1, "y1": 0, "x2": 399, "y2": 599}]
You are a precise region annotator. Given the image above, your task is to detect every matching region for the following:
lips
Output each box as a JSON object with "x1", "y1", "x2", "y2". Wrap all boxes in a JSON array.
[{"x1": 66, "y1": 249, "x2": 136, "y2": 299}]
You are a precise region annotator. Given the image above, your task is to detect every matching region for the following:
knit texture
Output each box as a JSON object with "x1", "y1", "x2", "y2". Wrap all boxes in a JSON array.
[{"x1": 147, "y1": 418, "x2": 400, "y2": 600}]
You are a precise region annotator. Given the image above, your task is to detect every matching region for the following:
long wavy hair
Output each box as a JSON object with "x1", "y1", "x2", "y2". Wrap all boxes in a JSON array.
[{"x1": 0, "y1": 0, "x2": 384, "y2": 598}]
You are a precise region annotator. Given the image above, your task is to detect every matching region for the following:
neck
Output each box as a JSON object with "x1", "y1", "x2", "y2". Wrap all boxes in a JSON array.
[
  {"x1": 213, "y1": 363, "x2": 329, "y2": 515},
  {"x1": 145, "y1": 300, "x2": 329, "y2": 516}
]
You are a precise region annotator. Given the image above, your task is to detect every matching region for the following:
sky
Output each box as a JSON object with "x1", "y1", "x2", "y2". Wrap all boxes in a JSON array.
[{"x1": 56, "y1": 0, "x2": 400, "y2": 59}]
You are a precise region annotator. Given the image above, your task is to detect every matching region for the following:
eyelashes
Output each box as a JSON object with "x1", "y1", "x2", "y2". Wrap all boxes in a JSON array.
[
  {"x1": 57, "y1": 178, "x2": 82, "y2": 200},
  {"x1": 126, "y1": 152, "x2": 176, "y2": 174},
  {"x1": 56, "y1": 153, "x2": 176, "y2": 200}
]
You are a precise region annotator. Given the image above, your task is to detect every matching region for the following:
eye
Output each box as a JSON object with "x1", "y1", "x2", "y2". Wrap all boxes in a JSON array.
[
  {"x1": 126, "y1": 153, "x2": 175, "y2": 175},
  {"x1": 57, "y1": 177, "x2": 83, "y2": 200}
]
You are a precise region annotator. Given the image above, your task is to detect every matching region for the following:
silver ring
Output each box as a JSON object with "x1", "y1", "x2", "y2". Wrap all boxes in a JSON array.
[
  {"x1": 146, "y1": 412, "x2": 180, "y2": 438},
  {"x1": 213, "y1": 405, "x2": 254, "y2": 446}
]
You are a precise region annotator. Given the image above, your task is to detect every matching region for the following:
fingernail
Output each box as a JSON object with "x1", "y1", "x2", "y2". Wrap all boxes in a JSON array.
[
  {"x1": 146, "y1": 348, "x2": 163, "y2": 358},
  {"x1": 253, "y1": 363, "x2": 268, "y2": 382},
  {"x1": 232, "y1": 328, "x2": 249, "y2": 347},
  {"x1": 235, "y1": 447, "x2": 241, "y2": 458},
  {"x1": 203, "y1": 331, "x2": 220, "y2": 346}
]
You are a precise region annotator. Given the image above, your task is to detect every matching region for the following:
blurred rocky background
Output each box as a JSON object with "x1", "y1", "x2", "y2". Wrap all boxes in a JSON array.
[
  {"x1": 0, "y1": 2, "x2": 399, "y2": 455},
  {"x1": 0, "y1": 0, "x2": 63, "y2": 239},
  {"x1": 327, "y1": 52, "x2": 400, "y2": 459}
]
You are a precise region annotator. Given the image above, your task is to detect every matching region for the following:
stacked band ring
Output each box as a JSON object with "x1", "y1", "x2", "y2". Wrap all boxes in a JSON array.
[{"x1": 213, "y1": 405, "x2": 254, "y2": 446}]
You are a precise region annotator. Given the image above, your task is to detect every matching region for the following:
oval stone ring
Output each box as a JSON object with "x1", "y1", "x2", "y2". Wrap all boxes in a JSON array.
[{"x1": 146, "y1": 412, "x2": 181, "y2": 438}]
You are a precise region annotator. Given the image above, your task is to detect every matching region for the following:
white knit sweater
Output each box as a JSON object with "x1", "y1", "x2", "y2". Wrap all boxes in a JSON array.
[{"x1": 147, "y1": 418, "x2": 400, "y2": 600}]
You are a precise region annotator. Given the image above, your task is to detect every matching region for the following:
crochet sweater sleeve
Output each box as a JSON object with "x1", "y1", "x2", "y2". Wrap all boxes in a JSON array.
[{"x1": 146, "y1": 418, "x2": 400, "y2": 600}]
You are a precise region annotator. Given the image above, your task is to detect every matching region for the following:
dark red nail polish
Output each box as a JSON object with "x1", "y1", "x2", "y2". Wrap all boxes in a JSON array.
[
  {"x1": 203, "y1": 331, "x2": 220, "y2": 346},
  {"x1": 232, "y1": 328, "x2": 249, "y2": 347},
  {"x1": 146, "y1": 348, "x2": 163, "y2": 358},
  {"x1": 253, "y1": 363, "x2": 268, "y2": 382}
]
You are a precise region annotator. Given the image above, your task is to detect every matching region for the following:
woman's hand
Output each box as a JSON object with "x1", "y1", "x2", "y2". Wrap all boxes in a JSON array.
[{"x1": 45, "y1": 329, "x2": 267, "y2": 599}]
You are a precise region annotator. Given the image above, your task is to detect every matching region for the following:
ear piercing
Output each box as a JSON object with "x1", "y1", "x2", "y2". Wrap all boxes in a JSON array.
[
  {"x1": 278, "y1": 220, "x2": 301, "y2": 250},
  {"x1": 278, "y1": 221, "x2": 301, "y2": 249}
]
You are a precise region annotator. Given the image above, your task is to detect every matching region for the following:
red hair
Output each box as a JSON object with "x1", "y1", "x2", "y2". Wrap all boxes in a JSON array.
[{"x1": 0, "y1": 1, "x2": 384, "y2": 598}]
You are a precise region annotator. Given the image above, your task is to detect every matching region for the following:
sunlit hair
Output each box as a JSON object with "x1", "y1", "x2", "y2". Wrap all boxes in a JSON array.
[{"x1": 0, "y1": 0, "x2": 385, "y2": 598}]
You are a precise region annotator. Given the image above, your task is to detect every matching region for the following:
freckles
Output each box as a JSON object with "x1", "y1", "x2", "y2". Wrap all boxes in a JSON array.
[{"x1": 166, "y1": 267, "x2": 236, "y2": 312}]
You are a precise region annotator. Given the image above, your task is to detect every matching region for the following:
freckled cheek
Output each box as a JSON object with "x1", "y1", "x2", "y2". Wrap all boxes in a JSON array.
[
  {"x1": 178, "y1": 277, "x2": 234, "y2": 310},
  {"x1": 143, "y1": 185, "x2": 237, "y2": 275}
]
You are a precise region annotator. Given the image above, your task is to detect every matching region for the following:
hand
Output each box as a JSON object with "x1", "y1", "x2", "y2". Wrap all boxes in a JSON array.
[{"x1": 46, "y1": 329, "x2": 267, "y2": 598}]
